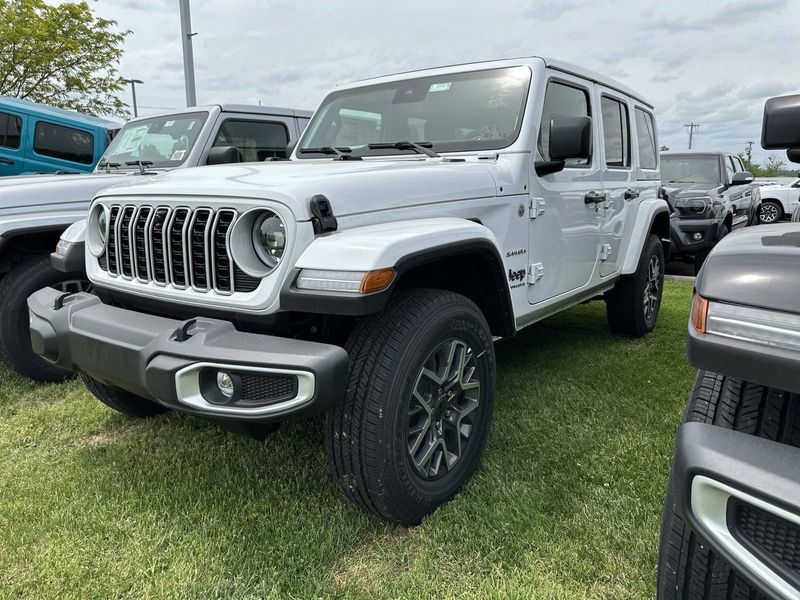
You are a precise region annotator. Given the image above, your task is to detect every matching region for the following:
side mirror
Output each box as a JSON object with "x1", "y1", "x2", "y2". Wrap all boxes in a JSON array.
[
  {"x1": 787, "y1": 148, "x2": 800, "y2": 164},
  {"x1": 207, "y1": 146, "x2": 241, "y2": 165},
  {"x1": 535, "y1": 116, "x2": 592, "y2": 176},
  {"x1": 762, "y1": 94, "x2": 800, "y2": 149},
  {"x1": 730, "y1": 171, "x2": 754, "y2": 186}
]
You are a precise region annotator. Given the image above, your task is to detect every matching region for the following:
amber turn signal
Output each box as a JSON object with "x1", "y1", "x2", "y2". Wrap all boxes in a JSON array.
[
  {"x1": 360, "y1": 268, "x2": 396, "y2": 294},
  {"x1": 690, "y1": 293, "x2": 709, "y2": 333}
]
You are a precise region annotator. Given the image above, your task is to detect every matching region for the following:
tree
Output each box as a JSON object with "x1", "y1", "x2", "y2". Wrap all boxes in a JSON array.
[
  {"x1": 659, "y1": 145, "x2": 669, "y2": 151},
  {"x1": 762, "y1": 153, "x2": 785, "y2": 177},
  {"x1": 0, "y1": 0, "x2": 129, "y2": 118}
]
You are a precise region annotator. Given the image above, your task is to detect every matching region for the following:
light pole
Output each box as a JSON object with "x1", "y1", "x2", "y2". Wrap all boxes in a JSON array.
[
  {"x1": 122, "y1": 78, "x2": 143, "y2": 117},
  {"x1": 179, "y1": 0, "x2": 197, "y2": 107}
]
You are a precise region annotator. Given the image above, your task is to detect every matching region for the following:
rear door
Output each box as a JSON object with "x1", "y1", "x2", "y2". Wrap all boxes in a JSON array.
[
  {"x1": 0, "y1": 108, "x2": 25, "y2": 176},
  {"x1": 527, "y1": 75, "x2": 603, "y2": 305},
  {"x1": 596, "y1": 88, "x2": 635, "y2": 277}
]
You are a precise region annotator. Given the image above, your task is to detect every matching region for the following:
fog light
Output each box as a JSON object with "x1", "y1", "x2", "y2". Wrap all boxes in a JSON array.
[
  {"x1": 216, "y1": 371, "x2": 235, "y2": 398},
  {"x1": 692, "y1": 232, "x2": 703, "y2": 241}
]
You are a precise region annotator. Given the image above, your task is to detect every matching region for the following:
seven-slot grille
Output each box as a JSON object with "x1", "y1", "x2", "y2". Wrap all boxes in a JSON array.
[{"x1": 98, "y1": 204, "x2": 260, "y2": 294}]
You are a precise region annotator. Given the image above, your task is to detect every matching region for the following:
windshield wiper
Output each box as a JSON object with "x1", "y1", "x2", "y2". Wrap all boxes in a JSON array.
[
  {"x1": 298, "y1": 146, "x2": 360, "y2": 160},
  {"x1": 125, "y1": 160, "x2": 156, "y2": 174},
  {"x1": 97, "y1": 161, "x2": 121, "y2": 173},
  {"x1": 367, "y1": 141, "x2": 439, "y2": 158}
]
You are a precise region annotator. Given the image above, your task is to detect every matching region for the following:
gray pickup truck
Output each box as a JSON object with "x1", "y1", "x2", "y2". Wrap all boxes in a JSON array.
[{"x1": 0, "y1": 104, "x2": 311, "y2": 382}]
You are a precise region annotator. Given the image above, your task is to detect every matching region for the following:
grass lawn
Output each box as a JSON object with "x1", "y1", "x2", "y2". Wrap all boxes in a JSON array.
[{"x1": 0, "y1": 282, "x2": 695, "y2": 599}]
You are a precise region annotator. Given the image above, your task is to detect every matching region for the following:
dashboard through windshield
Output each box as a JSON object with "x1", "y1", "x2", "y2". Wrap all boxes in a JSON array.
[{"x1": 298, "y1": 66, "x2": 531, "y2": 157}]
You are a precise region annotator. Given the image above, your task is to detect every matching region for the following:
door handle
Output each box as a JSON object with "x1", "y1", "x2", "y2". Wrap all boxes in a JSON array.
[
  {"x1": 0, "y1": 157, "x2": 14, "y2": 165},
  {"x1": 624, "y1": 188, "x2": 639, "y2": 200},
  {"x1": 584, "y1": 191, "x2": 606, "y2": 205}
]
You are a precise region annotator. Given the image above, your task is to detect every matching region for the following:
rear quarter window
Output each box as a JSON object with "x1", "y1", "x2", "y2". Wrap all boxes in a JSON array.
[
  {"x1": 33, "y1": 121, "x2": 94, "y2": 165},
  {"x1": 634, "y1": 108, "x2": 657, "y2": 170}
]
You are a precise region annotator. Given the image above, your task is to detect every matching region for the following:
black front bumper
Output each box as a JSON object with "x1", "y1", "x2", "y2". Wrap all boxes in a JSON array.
[
  {"x1": 669, "y1": 215, "x2": 721, "y2": 255},
  {"x1": 672, "y1": 422, "x2": 800, "y2": 598},
  {"x1": 28, "y1": 287, "x2": 349, "y2": 424}
]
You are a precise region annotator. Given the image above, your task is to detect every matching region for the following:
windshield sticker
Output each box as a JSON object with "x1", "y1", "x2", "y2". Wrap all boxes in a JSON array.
[
  {"x1": 170, "y1": 150, "x2": 186, "y2": 161},
  {"x1": 188, "y1": 121, "x2": 196, "y2": 130},
  {"x1": 164, "y1": 120, "x2": 175, "y2": 127},
  {"x1": 429, "y1": 82, "x2": 452, "y2": 92}
]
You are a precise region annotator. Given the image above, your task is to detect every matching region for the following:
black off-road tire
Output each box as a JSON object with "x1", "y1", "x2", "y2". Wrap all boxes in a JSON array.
[
  {"x1": 605, "y1": 233, "x2": 664, "y2": 337},
  {"x1": 325, "y1": 289, "x2": 496, "y2": 525},
  {"x1": 657, "y1": 370, "x2": 800, "y2": 599},
  {"x1": 80, "y1": 371, "x2": 168, "y2": 418},
  {"x1": 0, "y1": 254, "x2": 88, "y2": 382}
]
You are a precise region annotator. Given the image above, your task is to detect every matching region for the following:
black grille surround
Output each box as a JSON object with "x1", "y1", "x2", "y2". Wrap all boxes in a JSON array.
[
  {"x1": 731, "y1": 499, "x2": 800, "y2": 589},
  {"x1": 97, "y1": 204, "x2": 261, "y2": 294}
]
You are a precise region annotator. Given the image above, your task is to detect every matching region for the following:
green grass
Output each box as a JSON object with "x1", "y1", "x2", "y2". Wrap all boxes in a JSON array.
[{"x1": 0, "y1": 282, "x2": 695, "y2": 599}]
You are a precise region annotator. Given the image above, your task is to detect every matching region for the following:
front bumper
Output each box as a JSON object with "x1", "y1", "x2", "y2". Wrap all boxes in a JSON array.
[
  {"x1": 669, "y1": 215, "x2": 720, "y2": 255},
  {"x1": 28, "y1": 287, "x2": 349, "y2": 423},
  {"x1": 672, "y1": 422, "x2": 800, "y2": 599}
]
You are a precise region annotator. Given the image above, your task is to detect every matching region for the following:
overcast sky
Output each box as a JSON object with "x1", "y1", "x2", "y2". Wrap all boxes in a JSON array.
[{"x1": 83, "y1": 0, "x2": 799, "y2": 164}]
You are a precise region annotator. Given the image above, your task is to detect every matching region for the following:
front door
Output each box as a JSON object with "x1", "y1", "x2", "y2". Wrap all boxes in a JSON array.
[
  {"x1": 0, "y1": 109, "x2": 24, "y2": 176},
  {"x1": 528, "y1": 75, "x2": 603, "y2": 305}
]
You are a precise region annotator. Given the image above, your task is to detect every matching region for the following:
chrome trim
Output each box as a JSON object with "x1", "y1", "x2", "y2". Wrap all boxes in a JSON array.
[
  {"x1": 174, "y1": 361, "x2": 315, "y2": 416},
  {"x1": 187, "y1": 207, "x2": 213, "y2": 292},
  {"x1": 166, "y1": 207, "x2": 191, "y2": 289},
  {"x1": 210, "y1": 208, "x2": 237, "y2": 295},
  {"x1": 691, "y1": 475, "x2": 800, "y2": 600}
]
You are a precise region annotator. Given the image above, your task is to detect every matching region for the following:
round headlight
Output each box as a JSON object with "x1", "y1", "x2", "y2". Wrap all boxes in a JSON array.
[
  {"x1": 87, "y1": 204, "x2": 109, "y2": 257},
  {"x1": 252, "y1": 210, "x2": 286, "y2": 269},
  {"x1": 98, "y1": 209, "x2": 108, "y2": 243}
]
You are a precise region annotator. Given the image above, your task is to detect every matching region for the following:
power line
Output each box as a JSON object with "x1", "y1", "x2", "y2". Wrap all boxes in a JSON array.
[{"x1": 684, "y1": 122, "x2": 700, "y2": 149}]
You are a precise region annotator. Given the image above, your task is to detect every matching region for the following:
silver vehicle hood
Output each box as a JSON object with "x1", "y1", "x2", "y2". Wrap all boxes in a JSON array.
[{"x1": 96, "y1": 159, "x2": 501, "y2": 221}]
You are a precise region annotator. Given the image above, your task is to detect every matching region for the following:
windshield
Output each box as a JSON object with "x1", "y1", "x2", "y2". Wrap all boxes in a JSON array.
[
  {"x1": 298, "y1": 66, "x2": 531, "y2": 157},
  {"x1": 661, "y1": 155, "x2": 720, "y2": 185},
  {"x1": 98, "y1": 111, "x2": 208, "y2": 169}
]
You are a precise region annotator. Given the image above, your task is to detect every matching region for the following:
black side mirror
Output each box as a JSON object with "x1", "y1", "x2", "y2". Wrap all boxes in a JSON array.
[
  {"x1": 787, "y1": 148, "x2": 800, "y2": 164},
  {"x1": 207, "y1": 146, "x2": 241, "y2": 165},
  {"x1": 762, "y1": 94, "x2": 800, "y2": 149},
  {"x1": 535, "y1": 116, "x2": 592, "y2": 176},
  {"x1": 731, "y1": 171, "x2": 754, "y2": 186}
]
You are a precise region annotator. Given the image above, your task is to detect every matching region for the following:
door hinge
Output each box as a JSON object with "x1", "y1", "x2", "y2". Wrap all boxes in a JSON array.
[
  {"x1": 529, "y1": 197, "x2": 546, "y2": 219},
  {"x1": 600, "y1": 243, "x2": 612, "y2": 261},
  {"x1": 528, "y1": 263, "x2": 544, "y2": 284}
]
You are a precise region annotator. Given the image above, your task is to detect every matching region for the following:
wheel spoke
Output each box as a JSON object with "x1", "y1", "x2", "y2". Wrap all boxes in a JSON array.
[{"x1": 408, "y1": 416, "x2": 432, "y2": 457}]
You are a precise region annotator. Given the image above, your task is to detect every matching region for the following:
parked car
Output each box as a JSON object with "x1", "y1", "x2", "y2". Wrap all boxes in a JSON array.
[
  {"x1": 657, "y1": 93, "x2": 800, "y2": 599},
  {"x1": 661, "y1": 150, "x2": 760, "y2": 273},
  {"x1": 0, "y1": 104, "x2": 311, "y2": 382},
  {"x1": 0, "y1": 96, "x2": 119, "y2": 175},
  {"x1": 30, "y1": 57, "x2": 669, "y2": 525},
  {"x1": 757, "y1": 177, "x2": 800, "y2": 223}
]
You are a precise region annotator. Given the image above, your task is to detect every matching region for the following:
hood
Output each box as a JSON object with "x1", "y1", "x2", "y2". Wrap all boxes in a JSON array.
[
  {"x1": 96, "y1": 159, "x2": 501, "y2": 221},
  {"x1": 662, "y1": 182, "x2": 721, "y2": 199},
  {"x1": 696, "y1": 224, "x2": 800, "y2": 314},
  {"x1": 0, "y1": 171, "x2": 143, "y2": 213}
]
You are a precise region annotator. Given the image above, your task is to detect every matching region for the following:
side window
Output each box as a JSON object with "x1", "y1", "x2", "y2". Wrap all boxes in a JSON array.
[
  {"x1": 0, "y1": 111, "x2": 22, "y2": 149},
  {"x1": 634, "y1": 108, "x2": 657, "y2": 170},
  {"x1": 724, "y1": 156, "x2": 734, "y2": 183},
  {"x1": 212, "y1": 120, "x2": 290, "y2": 161},
  {"x1": 33, "y1": 121, "x2": 94, "y2": 164},
  {"x1": 600, "y1": 96, "x2": 630, "y2": 168},
  {"x1": 538, "y1": 80, "x2": 591, "y2": 167},
  {"x1": 733, "y1": 156, "x2": 745, "y2": 172}
]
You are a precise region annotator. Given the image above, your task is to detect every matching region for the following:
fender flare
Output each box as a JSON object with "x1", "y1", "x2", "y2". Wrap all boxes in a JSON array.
[
  {"x1": 620, "y1": 199, "x2": 670, "y2": 275},
  {"x1": 280, "y1": 217, "x2": 514, "y2": 333}
]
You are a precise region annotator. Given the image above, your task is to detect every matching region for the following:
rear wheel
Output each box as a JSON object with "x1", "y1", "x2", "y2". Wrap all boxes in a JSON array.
[
  {"x1": 325, "y1": 289, "x2": 496, "y2": 525},
  {"x1": 657, "y1": 371, "x2": 800, "y2": 599},
  {"x1": 605, "y1": 233, "x2": 664, "y2": 337},
  {"x1": 758, "y1": 200, "x2": 783, "y2": 224},
  {"x1": 0, "y1": 254, "x2": 91, "y2": 382},
  {"x1": 80, "y1": 371, "x2": 168, "y2": 418}
]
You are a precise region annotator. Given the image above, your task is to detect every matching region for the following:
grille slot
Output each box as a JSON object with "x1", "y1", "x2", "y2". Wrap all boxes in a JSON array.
[
  {"x1": 240, "y1": 373, "x2": 298, "y2": 405},
  {"x1": 97, "y1": 204, "x2": 261, "y2": 295}
]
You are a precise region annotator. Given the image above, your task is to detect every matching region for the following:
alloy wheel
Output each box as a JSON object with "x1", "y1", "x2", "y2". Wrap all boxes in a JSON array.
[
  {"x1": 759, "y1": 203, "x2": 780, "y2": 224},
  {"x1": 643, "y1": 255, "x2": 661, "y2": 322},
  {"x1": 407, "y1": 338, "x2": 481, "y2": 480}
]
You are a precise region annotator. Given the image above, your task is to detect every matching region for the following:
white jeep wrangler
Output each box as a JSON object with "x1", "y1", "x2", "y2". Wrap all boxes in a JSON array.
[{"x1": 29, "y1": 57, "x2": 669, "y2": 525}]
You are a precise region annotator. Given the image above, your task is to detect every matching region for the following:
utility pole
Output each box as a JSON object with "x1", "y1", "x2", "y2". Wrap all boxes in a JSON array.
[
  {"x1": 745, "y1": 140, "x2": 754, "y2": 164},
  {"x1": 179, "y1": 0, "x2": 197, "y2": 107},
  {"x1": 685, "y1": 122, "x2": 700, "y2": 149},
  {"x1": 122, "y1": 78, "x2": 143, "y2": 117}
]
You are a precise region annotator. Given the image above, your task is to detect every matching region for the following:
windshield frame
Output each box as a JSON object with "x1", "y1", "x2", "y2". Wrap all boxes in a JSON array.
[
  {"x1": 660, "y1": 154, "x2": 722, "y2": 185},
  {"x1": 97, "y1": 111, "x2": 210, "y2": 170},
  {"x1": 296, "y1": 66, "x2": 532, "y2": 158}
]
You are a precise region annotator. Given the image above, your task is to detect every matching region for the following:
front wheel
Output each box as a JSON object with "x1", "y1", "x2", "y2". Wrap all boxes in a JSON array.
[
  {"x1": 0, "y1": 254, "x2": 91, "y2": 382},
  {"x1": 758, "y1": 200, "x2": 783, "y2": 224},
  {"x1": 80, "y1": 372, "x2": 168, "y2": 418},
  {"x1": 325, "y1": 289, "x2": 496, "y2": 525},
  {"x1": 605, "y1": 234, "x2": 664, "y2": 337}
]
